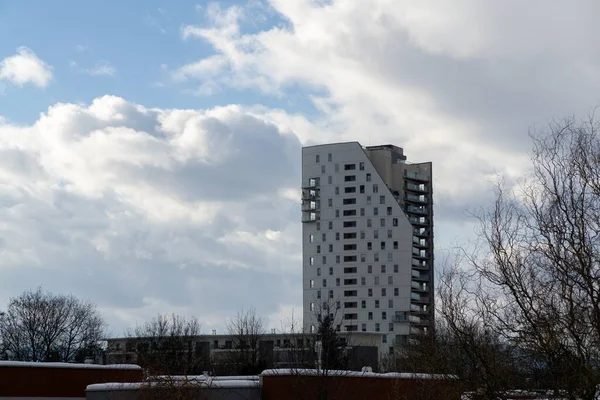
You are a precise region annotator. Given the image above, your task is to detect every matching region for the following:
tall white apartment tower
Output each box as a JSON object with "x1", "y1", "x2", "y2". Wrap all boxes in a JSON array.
[{"x1": 301, "y1": 142, "x2": 433, "y2": 350}]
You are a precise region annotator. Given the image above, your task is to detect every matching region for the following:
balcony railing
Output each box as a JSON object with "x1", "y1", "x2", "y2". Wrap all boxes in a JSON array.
[
  {"x1": 413, "y1": 227, "x2": 429, "y2": 236},
  {"x1": 406, "y1": 194, "x2": 428, "y2": 203},
  {"x1": 406, "y1": 183, "x2": 428, "y2": 192},
  {"x1": 302, "y1": 212, "x2": 319, "y2": 223},
  {"x1": 406, "y1": 205, "x2": 428, "y2": 215},
  {"x1": 412, "y1": 281, "x2": 428, "y2": 292},
  {"x1": 412, "y1": 248, "x2": 428, "y2": 258},
  {"x1": 408, "y1": 216, "x2": 428, "y2": 225},
  {"x1": 301, "y1": 200, "x2": 320, "y2": 212},
  {"x1": 404, "y1": 171, "x2": 429, "y2": 182}
]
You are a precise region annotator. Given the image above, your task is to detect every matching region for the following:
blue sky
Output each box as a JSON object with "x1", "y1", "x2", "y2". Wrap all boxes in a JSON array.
[{"x1": 1, "y1": 0, "x2": 600, "y2": 335}]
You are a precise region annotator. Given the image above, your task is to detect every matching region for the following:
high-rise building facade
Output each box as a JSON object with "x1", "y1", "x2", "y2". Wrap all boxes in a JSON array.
[{"x1": 301, "y1": 142, "x2": 433, "y2": 349}]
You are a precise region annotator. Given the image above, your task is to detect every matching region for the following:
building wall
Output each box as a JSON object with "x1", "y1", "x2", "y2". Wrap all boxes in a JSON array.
[
  {"x1": 302, "y1": 142, "x2": 433, "y2": 350},
  {"x1": 0, "y1": 361, "x2": 142, "y2": 399}
]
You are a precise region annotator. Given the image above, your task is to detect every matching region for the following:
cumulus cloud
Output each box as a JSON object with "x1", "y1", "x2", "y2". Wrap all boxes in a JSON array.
[
  {"x1": 70, "y1": 60, "x2": 117, "y2": 77},
  {"x1": 0, "y1": 47, "x2": 53, "y2": 88},
  {"x1": 0, "y1": 95, "x2": 302, "y2": 334}
]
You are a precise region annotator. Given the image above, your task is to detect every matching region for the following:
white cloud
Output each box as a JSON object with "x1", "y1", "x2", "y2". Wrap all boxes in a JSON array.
[
  {"x1": 0, "y1": 95, "x2": 302, "y2": 334},
  {"x1": 70, "y1": 60, "x2": 117, "y2": 77},
  {"x1": 0, "y1": 47, "x2": 53, "y2": 88}
]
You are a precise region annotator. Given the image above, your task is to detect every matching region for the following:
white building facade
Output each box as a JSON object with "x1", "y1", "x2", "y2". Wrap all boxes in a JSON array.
[{"x1": 301, "y1": 142, "x2": 433, "y2": 352}]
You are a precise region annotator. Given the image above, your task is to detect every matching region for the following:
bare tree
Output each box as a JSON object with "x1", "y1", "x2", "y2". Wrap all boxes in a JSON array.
[
  {"x1": 222, "y1": 307, "x2": 266, "y2": 375},
  {"x1": 420, "y1": 114, "x2": 600, "y2": 400},
  {"x1": 0, "y1": 287, "x2": 104, "y2": 362},
  {"x1": 131, "y1": 313, "x2": 204, "y2": 376}
]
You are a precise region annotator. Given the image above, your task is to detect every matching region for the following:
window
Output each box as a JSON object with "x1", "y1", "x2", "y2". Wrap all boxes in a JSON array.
[
  {"x1": 362, "y1": 323, "x2": 367, "y2": 332},
  {"x1": 335, "y1": 164, "x2": 339, "y2": 172},
  {"x1": 367, "y1": 242, "x2": 372, "y2": 250},
  {"x1": 374, "y1": 276, "x2": 380, "y2": 285},
  {"x1": 360, "y1": 208, "x2": 365, "y2": 216},
  {"x1": 317, "y1": 291, "x2": 321, "y2": 299},
  {"x1": 374, "y1": 253, "x2": 379, "y2": 262},
  {"x1": 368, "y1": 288, "x2": 373, "y2": 297},
  {"x1": 343, "y1": 244, "x2": 357, "y2": 250},
  {"x1": 335, "y1": 186, "x2": 339, "y2": 195},
  {"x1": 336, "y1": 256, "x2": 340, "y2": 264},
  {"x1": 328, "y1": 175, "x2": 332, "y2": 184},
  {"x1": 329, "y1": 221, "x2": 333, "y2": 229},
  {"x1": 393, "y1": 218, "x2": 398, "y2": 227},
  {"x1": 317, "y1": 222, "x2": 320, "y2": 230},
  {"x1": 336, "y1": 278, "x2": 340, "y2": 286},
  {"x1": 360, "y1": 254, "x2": 366, "y2": 262},
  {"x1": 344, "y1": 175, "x2": 356, "y2": 182},
  {"x1": 317, "y1": 268, "x2": 321, "y2": 276},
  {"x1": 388, "y1": 253, "x2": 393, "y2": 262},
  {"x1": 345, "y1": 301, "x2": 357, "y2": 308},
  {"x1": 345, "y1": 186, "x2": 356, "y2": 193},
  {"x1": 344, "y1": 267, "x2": 357, "y2": 273},
  {"x1": 361, "y1": 300, "x2": 366, "y2": 309},
  {"x1": 380, "y1": 218, "x2": 386, "y2": 227},
  {"x1": 343, "y1": 255, "x2": 357, "y2": 262},
  {"x1": 381, "y1": 265, "x2": 386, "y2": 273},
  {"x1": 388, "y1": 276, "x2": 393, "y2": 284},
  {"x1": 322, "y1": 256, "x2": 326, "y2": 264},
  {"x1": 380, "y1": 195, "x2": 385, "y2": 204},
  {"x1": 343, "y1": 198, "x2": 356, "y2": 205},
  {"x1": 382, "y1": 334, "x2": 386, "y2": 342},
  {"x1": 361, "y1": 277, "x2": 366, "y2": 285},
  {"x1": 387, "y1": 230, "x2": 392, "y2": 239},
  {"x1": 374, "y1": 230, "x2": 379, "y2": 239},
  {"x1": 335, "y1": 209, "x2": 340, "y2": 218},
  {"x1": 381, "y1": 241, "x2": 386, "y2": 250},
  {"x1": 329, "y1": 290, "x2": 334, "y2": 299},
  {"x1": 344, "y1": 164, "x2": 356, "y2": 170},
  {"x1": 344, "y1": 278, "x2": 357, "y2": 285},
  {"x1": 393, "y1": 241, "x2": 398, "y2": 250},
  {"x1": 387, "y1": 207, "x2": 392, "y2": 216},
  {"x1": 328, "y1": 198, "x2": 333, "y2": 207},
  {"x1": 343, "y1": 210, "x2": 357, "y2": 216},
  {"x1": 388, "y1": 299, "x2": 393, "y2": 308},
  {"x1": 367, "y1": 219, "x2": 372, "y2": 227},
  {"x1": 389, "y1": 322, "x2": 394, "y2": 332},
  {"x1": 317, "y1": 245, "x2": 321, "y2": 253},
  {"x1": 394, "y1": 264, "x2": 399, "y2": 273},
  {"x1": 373, "y1": 184, "x2": 378, "y2": 193},
  {"x1": 344, "y1": 232, "x2": 357, "y2": 239},
  {"x1": 322, "y1": 233, "x2": 326, "y2": 241},
  {"x1": 373, "y1": 207, "x2": 379, "y2": 216},
  {"x1": 343, "y1": 221, "x2": 356, "y2": 228},
  {"x1": 366, "y1": 173, "x2": 371, "y2": 182},
  {"x1": 394, "y1": 288, "x2": 399, "y2": 296},
  {"x1": 344, "y1": 290, "x2": 357, "y2": 297},
  {"x1": 328, "y1": 153, "x2": 332, "y2": 162},
  {"x1": 329, "y1": 267, "x2": 334, "y2": 275},
  {"x1": 310, "y1": 302, "x2": 314, "y2": 311},
  {"x1": 321, "y1": 165, "x2": 326, "y2": 174},
  {"x1": 323, "y1": 279, "x2": 327, "y2": 287},
  {"x1": 309, "y1": 234, "x2": 314, "y2": 243},
  {"x1": 375, "y1": 323, "x2": 380, "y2": 332},
  {"x1": 381, "y1": 288, "x2": 387, "y2": 296},
  {"x1": 336, "y1": 301, "x2": 341, "y2": 309},
  {"x1": 382, "y1": 311, "x2": 387, "y2": 320},
  {"x1": 329, "y1": 244, "x2": 333, "y2": 252},
  {"x1": 316, "y1": 154, "x2": 320, "y2": 163},
  {"x1": 368, "y1": 312, "x2": 373, "y2": 320},
  {"x1": 309, "y1": 257, "x2": 314, "y2": 266},
  {"x1": 310, "y1": 280, "x2": 314, "y2": 288},
  {"x1": 366, "y1": 196, "x2": 371, "y2": 204},
  {"x1": 360, "y1": 231, "x2": 366, "y2": 239},
  {"x1": 359, "y1": 162, "x2": 364, "y2": 170},
  {"x1": 359, "y1": 185, "x2": 365, "y2": 194},
  {"x1": 335, "y1": 232, "x2": 340, "y2": 240}
]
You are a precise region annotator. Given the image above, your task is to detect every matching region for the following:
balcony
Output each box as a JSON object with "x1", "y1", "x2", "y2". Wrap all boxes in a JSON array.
[
  {"x1": 412, "y1": 271, "x2": 430, "y2": 281},
  {"x1": 302, "y1": 188, "x2": 319, "y2": 201},
  {"x1": 412, "y1": 259, "x2": 428, "y2": 269},
  {"x1": 301, "y1": 200, "x2": 320, "y2": 212},
  {"x1": 408, "y1": 216, "x2": 428, "y2": 226},
  {"x1": 406, "y1": 205, "x2": 428, "y2": 215},
  {"x1": 405, "y1": 193, "x2": 428, "y2": 203},
  {"x1": 412, "y1": 236, "x2": 427, "y2": 247},
  {"x1": 411, "y1": 293, "x2": 430, "y2": 303},
  {"x1": 412, "y1": 248, "x2": 428, "y2": 258},
  {"x1": 406, "y1": 183, "x2": 428, "y2": 193},
  {"x1": 410, "y1": 304, "x2": 421, "y2": 312},
  {"x1": 411, "y1": 281, "x2": 428, "y2": 292},
  {"x1": 302, "y1": 212, "x2": 320, "y2": 223},
  {"x1": 413, "y1": 227, "x2": 429, "y2": 237},
  {"x1": 302, "y1": 178, "x2": 320, "y2": 189},
  {"x1": 404, "y1": 171, "x2": 429, "y2": 182}
]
